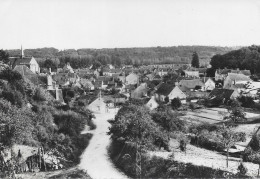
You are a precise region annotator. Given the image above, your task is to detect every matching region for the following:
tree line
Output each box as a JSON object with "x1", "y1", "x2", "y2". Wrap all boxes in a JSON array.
[
  {"x1": 210, "y1": 45, "x2": 260, "y2": 74},
  {"x1": 4, "y1": 46, "x2": 232, "y2": 69}
]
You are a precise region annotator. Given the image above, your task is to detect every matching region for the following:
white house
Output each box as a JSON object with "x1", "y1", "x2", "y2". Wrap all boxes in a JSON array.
[
  {"x1": 183, "y1": 70, "x2": 199, "y2": 78},
  {"x1": 202, "y1": 77, "x2": 215, "y2": 91},
  {"x1": 215, "y1": 69, "x2": 231, "y2": 81},
  {"x1": 155, "y1": 83, "x2": 186, "y2": 103},
  {"x1": 223, "y1": 73, "x2": 251, "y2": 89},
  {"x1": 125, "y1": 73, "x2": 139, "y2": 85},
  {"x1": 87, "y1": 96, "x2": 107, "y2": 113},
  {"x1": 10, "y1": 46, "x2": 40, "y2": 74},
  {"x1": 146, "y1": 96, "x2": 159, "y2": 110}
]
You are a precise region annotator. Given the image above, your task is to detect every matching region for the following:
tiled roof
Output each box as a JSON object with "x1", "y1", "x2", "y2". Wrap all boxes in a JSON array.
[
  {"x1": 227, "y1": 73, "x2": 251, "y2": 81},
  {"x1": 178, "y1": 79, "x2": 205, "y2": 89},
  {"x1": 216, "y1": 69, "x2": 232, "y2": 75},
  {"x1": 209, "y1": 88, "x2": 234, "y2": 100},
  {"x1": 13, "y1": 65, "x2": 34, "y2": 75},
  {"x1": 155, "y1": 83, "x2": 175, "y2": 96}
]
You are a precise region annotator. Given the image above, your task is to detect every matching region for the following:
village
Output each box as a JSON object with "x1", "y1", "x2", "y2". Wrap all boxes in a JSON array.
[
  {"x1": 1, "y1": 0, "x2": 260, "y2": 178},
  {"x1": 1, "y1": 46, "x2": 260, "y2": 178}
]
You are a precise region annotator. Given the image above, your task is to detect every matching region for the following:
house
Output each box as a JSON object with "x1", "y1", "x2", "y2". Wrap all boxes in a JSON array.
[
  {"x1": 80, "y1": 78, "x2": 95, "y2": 90},
  {"x1": 158, "y1": 69, "x2": 168, "y2": 77},
  {"x1": 155, "y1": 83, "x2": 186, "y2": 103},
  {"x1": 197, "y1": 68, "x2": 207, "y2": 77},
  {"x1": 223, "y1": 73, "x2": 251, "y2": 89},
  {"x1": 231, "y1": 69, "x2": 251, "y2": 77},
  {"x1": 125, "y1": 73, "x2": 139, "y2": 85},
  {"x1": 202, "y1": 77, "x2": 215, "y2": 91},
  {"x1": 183, "y1": 70, "x2": 199, "y2": 78},
  {"x1": 208, "y1": 88, "x2": 239, "y2": 105},
  {"x1": 52, "y1": 73, "x2": 79, "y2": 87},
  {"x1": 103, "y1": 68, "x2": 122, "y2": 77},
  {"x1": 215, "y1": 68, "x2": 232, "y2": 81},
  {"x1": 131, "y1": 83, "x2": 148, "y2": 99},
  {"x1": 87, "y1": 96, "x2": 107, "y2": 113},
  {"x1": 178, "y1": 79, "x2": 205, "y2": 92},
  {"x1": 93, "y1": 76, "x2": 111, "y2": 89},
  {"x1": 13, "y1": 65, "x2": 35, "y2": 76},
  {"x1": 62, "y1": 63, "x2": 74, "y2": 73},
  {"x1": 10, "y1": 47, "x2": 40, "y2": 74},
  {"x1": 145, "y1": 96, "x2": 159, "y2": 110}
]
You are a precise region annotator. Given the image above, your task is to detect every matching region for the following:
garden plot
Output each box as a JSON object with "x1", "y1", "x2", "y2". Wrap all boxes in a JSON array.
[
  {"x1": 181, "y1": 108, "x2": 260, "y2": 124},
  {"x1": 150, "y1": 139, "x2": 260, "y2": 177}
]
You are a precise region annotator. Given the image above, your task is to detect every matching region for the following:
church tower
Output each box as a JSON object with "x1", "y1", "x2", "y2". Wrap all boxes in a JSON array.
[{"x1": 21, "y1": 45, "x2": 24, "y2": 58}]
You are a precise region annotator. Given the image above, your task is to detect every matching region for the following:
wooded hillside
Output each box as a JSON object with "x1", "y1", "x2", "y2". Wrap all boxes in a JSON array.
[
  {"x1": 210, "y1": 45, "x2": 260, "y2": 73},
  {"x1": 7, "y1": 46, "x2": 234, "y2": 68}
]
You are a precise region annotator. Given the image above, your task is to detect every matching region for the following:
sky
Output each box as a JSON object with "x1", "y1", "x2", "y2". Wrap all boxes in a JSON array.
[{"x1": 0, "y1": 0, "x2": 260, "y2": 50}]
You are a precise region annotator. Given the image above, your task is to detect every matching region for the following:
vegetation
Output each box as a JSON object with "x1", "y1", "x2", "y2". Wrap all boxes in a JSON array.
[
  {"x1": 0, "y1": 67, "x2": 95, "y2": 173},
  {"x1": 171, "y1": 97, "x2": 182, "y2": 110},
  {"x1": 210, "y1": 45, "x2": 260, "y2": 74},
  {"x1": 191, "y1": 52, "x2": 199, "y2": 68},
  {"x1": 7, "y1": 46, "x2": 232, "y2": 69},
  {"x1": 0, "y1": 49, "x2": 9, "y2": 64}
]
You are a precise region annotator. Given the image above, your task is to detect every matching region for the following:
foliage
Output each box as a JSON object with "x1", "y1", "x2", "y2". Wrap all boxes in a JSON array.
[
  {"x1": 0, "y1": 100, "x2": 37, "y2": 146},
  {"x1": 171, "y1": 97, "x2": 181, "y2": 110},
  {"x1": 43, "y1": 58, "x2": 58, "y2": 70},
  {"x1": 2, "y1": 90, "x2": 24, "y2": 107},
  {"x1": 0, "y1": 68, "x2": 23, "y2": 82},
  {"x1": 108, "y1": 104, "x2": 169, "y2": 151},
  {"x1": 238, "y1": 96, "x2": 255, "y2": 108},
  {"x1": 191, "y1": 52, "x2": 200, "y2": 68},
  {"x1": 0, "y1": 49, "x2": 9, "y2": 64},
  {"x1": 221, "y1": 126, "x2": 245, "y2": 168},
  {"x1": 210, "y1": 45, "x2": 260, "y2": 73},
  {"x1": 237, "y1": 163, "x2": 248, "y2": 176},
  {"x1": 151, "y1": 108, "x2": 185, "y2": 133},
  {"x1": 33, "y1": 87, "x2": 47, "y2": 101},
  {"x1": 8, "y1": 46, "x2": 232, "y2": 69},
  {"x1": 109, "y1": 144, "x2": 234, "y2": 179}
]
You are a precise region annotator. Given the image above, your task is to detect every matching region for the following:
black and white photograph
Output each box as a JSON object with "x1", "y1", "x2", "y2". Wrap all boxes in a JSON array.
[{"x1": 0, "y1": 0, "x2": 260, "y2": 178}]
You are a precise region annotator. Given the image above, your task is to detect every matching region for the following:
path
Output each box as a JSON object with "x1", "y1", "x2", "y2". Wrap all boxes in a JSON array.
[{"x1": 79, "y1": 108, "x2": 129, "y2": 179}]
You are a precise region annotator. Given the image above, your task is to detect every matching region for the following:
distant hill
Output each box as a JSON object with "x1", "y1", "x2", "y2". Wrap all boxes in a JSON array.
[{"x1": 7, "y1": 46, "x2": 235, "y2": 68}]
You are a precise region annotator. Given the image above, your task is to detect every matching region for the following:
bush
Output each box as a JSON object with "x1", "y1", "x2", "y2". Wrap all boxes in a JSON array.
[
  {"x1": 171, "y1": 98, "x2": 181, "y2": 110},
  {"x1": 33, "y1": 87, "x2": 47, "y2": 101},
  {"x1": 238, "y1": 96, "x2": 255, "y2": 108},
  {"x1": 2, "y1": 90, "x2": 24, "y2": 107}
]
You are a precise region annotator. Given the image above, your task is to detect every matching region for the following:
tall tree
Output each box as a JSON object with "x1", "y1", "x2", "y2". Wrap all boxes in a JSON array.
[
  {"x1": 0, "y1": 49, "x2": 9, "y2": 64},
  {"x1": 191, "y1": 52, "x2": 199, "y2": 68}
]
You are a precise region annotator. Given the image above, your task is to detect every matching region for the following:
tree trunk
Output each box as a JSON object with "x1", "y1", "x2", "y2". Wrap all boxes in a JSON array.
[{"x1": 226, "y1": 149, "x2": 229, "y2": 168}]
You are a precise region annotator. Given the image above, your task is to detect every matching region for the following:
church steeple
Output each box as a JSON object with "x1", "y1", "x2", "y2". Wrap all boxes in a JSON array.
[{"x1": 21, "y1": 45, "x2": 24, "y2": 58}]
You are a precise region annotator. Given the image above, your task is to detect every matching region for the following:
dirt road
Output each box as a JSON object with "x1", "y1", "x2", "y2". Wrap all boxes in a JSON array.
[{"x1": 79, "y1": 109, "x2": 129, "y2": 179}]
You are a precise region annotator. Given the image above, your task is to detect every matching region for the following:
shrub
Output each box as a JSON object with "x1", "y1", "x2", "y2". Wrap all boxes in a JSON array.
[
  {"x1": 33, "y1": 87, "x2": 47, "y2": 101},
  {"x1": 237, "y1": 163, "x2": 248, "y2": 176},
  {"x1": 238, "y1": 96, "x2": 255, "y2": 108},
  {"x1": 171, "y1": 98, "x2": 181, "y2": 110},
  {"x1": 2, "y1": 90, "x2": 24, "y2": 107}
]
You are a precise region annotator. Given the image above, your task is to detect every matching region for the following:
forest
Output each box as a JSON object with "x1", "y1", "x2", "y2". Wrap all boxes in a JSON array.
[
  {"x1": 210, "y1": 45, "x2": 260, "y2": 74},
  {"x1": 7, "y1": 46, "x2": 233, "y2": 69}
]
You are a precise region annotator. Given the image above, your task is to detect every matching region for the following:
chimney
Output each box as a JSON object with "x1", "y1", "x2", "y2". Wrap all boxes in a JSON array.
[
  {"x1": 21, "y1": 45, "x2": 24, "y2": 58},
  {"x1": 49, "y1": 68, "x2": 51, "y2": 74}
]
